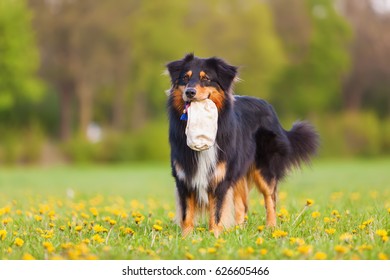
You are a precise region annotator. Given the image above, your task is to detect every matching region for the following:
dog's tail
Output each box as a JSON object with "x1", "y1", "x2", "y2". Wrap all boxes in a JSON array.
[{"x1": 286, "y1": 121, "x2": 319, "y2": 169}]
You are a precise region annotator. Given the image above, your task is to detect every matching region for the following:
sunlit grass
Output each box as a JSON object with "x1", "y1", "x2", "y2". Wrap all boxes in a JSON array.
[{"x1": 0, "y1": 159, "x2": 389, "y2": 260}]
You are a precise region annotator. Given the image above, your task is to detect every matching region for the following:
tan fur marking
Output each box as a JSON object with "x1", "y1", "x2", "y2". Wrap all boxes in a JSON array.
[
  {"x1": 181, "y1": 194, "x2": 197, "y2": 237},
  {"x1": 233, "y1": 177, "x2": 249, "y2": 225},
  {"x1": 209, "y1": 188, "x2": 234, "y2": 237},
  {"x1": 185, "y1": 70, "x2": 192, "y2": 78},
  {"x1": 171, "y1": 86, "x2": 185, "y2": 113},
  {"x1": 193, "y1": 85, "x2": 225, "y2": 111},
  {"x1": 211, "y1": 162, "x2": 227, "y2": 188},
  {"x1": 248, "y1": 167, "x2": 277, "y2": 227}
]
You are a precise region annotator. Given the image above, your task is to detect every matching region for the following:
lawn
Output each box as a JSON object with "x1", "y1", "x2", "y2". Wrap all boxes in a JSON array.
[{"x1": 0, "y1": 159, "x2": 389, "y2": 260}]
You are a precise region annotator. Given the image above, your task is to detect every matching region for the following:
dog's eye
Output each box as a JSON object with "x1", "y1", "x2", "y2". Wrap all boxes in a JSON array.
[
  {"x1": 183, "y1": 74, "x2": 189, "y2": 83},
  {"x1": 201, "y1": 75, "x2": 210, "y2": 82}
]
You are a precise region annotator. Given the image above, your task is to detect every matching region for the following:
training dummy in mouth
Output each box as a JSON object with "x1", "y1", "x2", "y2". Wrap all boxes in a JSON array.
[{"x1": 182, "y1": 99, "x2": 218, "y2": 152}]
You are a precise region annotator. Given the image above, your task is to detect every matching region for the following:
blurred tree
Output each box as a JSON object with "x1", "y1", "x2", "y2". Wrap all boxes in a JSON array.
[
  {"x1": 0, "y1": 0, "x2": 43, "y2": 118},
  {"x1": 270, "y1": 0, "x2": 351, "y2": 117},
  {"x1": 342, "y1": 0, "x2": 390, "y2": 117}
]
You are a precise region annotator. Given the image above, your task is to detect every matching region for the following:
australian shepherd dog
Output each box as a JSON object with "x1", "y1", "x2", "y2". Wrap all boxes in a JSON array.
[{"x1": 166, "y1": 54, "x2": 319, "y2": 237}]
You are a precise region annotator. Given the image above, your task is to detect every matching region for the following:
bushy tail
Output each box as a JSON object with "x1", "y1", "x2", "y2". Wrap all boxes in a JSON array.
[{"x1": 287, "y1": 121, "x2": 319, "y2": 168}]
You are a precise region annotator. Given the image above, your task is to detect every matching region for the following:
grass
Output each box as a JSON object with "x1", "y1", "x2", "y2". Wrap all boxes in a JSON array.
[{"x1": 0, "y1": 159, "x2": 389, "y2": 260}]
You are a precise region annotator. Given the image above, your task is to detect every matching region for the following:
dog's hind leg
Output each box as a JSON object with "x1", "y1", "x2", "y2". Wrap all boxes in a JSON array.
[
  {"x1": 250, "y1": 168, "x2": 277, "y2": 227},
  {"x1": 233, "y1": 177, "x2": 249, "y2": 226}
]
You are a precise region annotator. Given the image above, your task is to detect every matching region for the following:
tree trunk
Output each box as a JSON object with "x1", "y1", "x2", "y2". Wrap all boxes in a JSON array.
[
  {"x1": 77, "y1": 80, "x2": 93, "y2": 139},
  {"x1": 59, "y1": 84, "x2": 73, "y2": 141}
]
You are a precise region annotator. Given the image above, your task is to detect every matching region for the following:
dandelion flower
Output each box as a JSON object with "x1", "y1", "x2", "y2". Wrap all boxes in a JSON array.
[
  {"x1": 314, "y1": 252, "x2": 327, "y2": 260},
  {"x1": 378, "y1": 253, "x2": 388, "y2": 260},
  {"x1": 92, "y1": 234, "x2": 104, "y2": 244},
  {"x1": 387, "y1": 208, "x2": 390, "y2": 214},
  {"x1": 325, "y1": 228, "x2": 336, "y2": 235},
  {"x1": 334, "y1": 245, "x2": 349, "y2": 254},
  {"x1": 255, "y1": 237, "x2": 264, "y2": 245},
  {"x1": 22, "y1": 253, "x2": 35, "y2": 260},
  {"x1": 75, "y1": 225, "x2": 83, "y2": 232},
  {"x1": 283, "y1": 249, "x2": 294, "y2": 257},
  {"x1": 168, "y1": 212, "x2": 175, "y2": 220},
  {"x1": 34, "y1": 215, "x2": 42, "y2": 222},
  {"x1": 153, "y1": 224, "x2": 163, "y2": 231},
  {"x1": 185, "y1": 252, "x2": 194, "y2": 260},
  {"x1": 0, "y1": 230, "x2": 6, "y2": 241},
  {"x1": 123, "y1": 227, "x2": 135, "y2": 235},
  {"x1": 43, "y1": 242, "x2": 55, "y2": 253},
  {"x1": 272, "y1": 230, "x2": 288, "y2": 238},
  {"x1": 306, "y1": 199, "x2": 314, "y2": 206},
  {"x1": 257, "y1": 225, "x2": 265, "y2": 232},
  {"x1": 311, "y1": 211, "x2": 321, "y2": 219},
  {"x1": 207, "y1": 247, "x2": 217, "y2": 254},
  {"x1": 93, "y1": 224, "x2": 108, "y2": 233},
  {"x1": 297, "y1": 245, "x2": 312, "y2": 255},
  {"x1": 375, "y1": 229, "x2": 388, "y2": 238},
  {"x1": 260, "y1": 249, "x2": 267, "y2": 255},
  {"x1": 14, "y1": 238, "x2": 24, "y2": 247}
]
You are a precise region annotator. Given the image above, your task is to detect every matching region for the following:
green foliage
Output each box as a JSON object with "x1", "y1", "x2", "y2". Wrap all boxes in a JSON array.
[
  {"x1": 0, "y1": 0, "x2": 43, "y2": 112},
  {"x1": 271, "y1": 0, "x2": 351, "y2": 117},
  {"x1": 62, "y1": 121, "x2": 170, "y2": 163}
]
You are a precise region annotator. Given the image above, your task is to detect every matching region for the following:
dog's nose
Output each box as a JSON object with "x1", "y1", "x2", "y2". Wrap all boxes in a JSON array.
[{"x1": 185, "y1": 87, "x2": 196, "y2": 98}]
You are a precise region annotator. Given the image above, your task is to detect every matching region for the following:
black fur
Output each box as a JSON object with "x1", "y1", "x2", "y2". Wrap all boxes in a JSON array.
[{"x1": 166, "y1": 54, "x2": 319, "y2": 231}]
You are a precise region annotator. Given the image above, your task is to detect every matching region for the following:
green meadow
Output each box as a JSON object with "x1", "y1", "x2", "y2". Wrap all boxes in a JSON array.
[{"x1": 0, "y1": 159, "x2": 389, "y2": 260}]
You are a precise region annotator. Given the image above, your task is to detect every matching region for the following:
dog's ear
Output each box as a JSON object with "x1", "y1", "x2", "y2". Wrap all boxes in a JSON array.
[
  {"x1": 166, "y1": 53, "x2": 194, "y2": 84},
  {"x1": 206, "y1": 57, "x2": 238, "y2": 92}
]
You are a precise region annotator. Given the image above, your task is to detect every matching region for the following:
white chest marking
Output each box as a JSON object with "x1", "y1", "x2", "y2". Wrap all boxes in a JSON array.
[{"x1": 191, "y1": 146, "x2": 218, "y2": 205}]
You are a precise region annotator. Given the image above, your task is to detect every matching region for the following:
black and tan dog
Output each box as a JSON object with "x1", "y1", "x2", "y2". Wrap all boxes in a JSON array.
[{"x1": 166, "y1": 54, "x2": 319, "y2": 237}]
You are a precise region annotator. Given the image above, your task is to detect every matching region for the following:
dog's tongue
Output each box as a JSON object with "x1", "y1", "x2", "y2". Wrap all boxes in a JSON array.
[{"x1": 185, "y1": 99, "x2": 218, "y2": 151}]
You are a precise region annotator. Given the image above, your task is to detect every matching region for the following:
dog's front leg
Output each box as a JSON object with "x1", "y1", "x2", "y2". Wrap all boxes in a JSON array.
[
  {"x1": 175, "y1": 181, "x2": 197, "y2": 237},
  {"x1": 209, "y1": 181, "x2": 234, "y2": 238}
]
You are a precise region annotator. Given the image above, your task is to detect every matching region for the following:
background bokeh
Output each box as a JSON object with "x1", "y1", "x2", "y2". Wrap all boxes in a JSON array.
[{"x1": 1, "y1": 0, "x2": 390, "y2": 165}]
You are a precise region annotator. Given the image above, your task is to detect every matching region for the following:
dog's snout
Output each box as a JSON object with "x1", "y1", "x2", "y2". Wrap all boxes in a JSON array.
[{"x1": 185, "y1": 87, "x2": 196, "y2": 98}]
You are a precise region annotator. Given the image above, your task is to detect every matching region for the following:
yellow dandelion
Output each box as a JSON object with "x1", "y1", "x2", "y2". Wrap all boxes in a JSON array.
[
  {"x1": 153, "y1": 224, "x2": 163, "y2": 231},
  {"x1": 207, "y1": 247, "x2": 217, "y2": 254},
  {"x1": 283, "y1": 249, "x2": 294, "y2": 257},
  {"x1": 43, "y1": 242, "x2": 55, "y2": 253},
  {"x1": 0, "y1": 230, "x2": 7, "y2": 241},
  {"x1": 260, "y1": 249, "x2": 267, "y2": 255},
  {"x1": 297, "y1": 245, "x2": 312, "y2": 255},
  {"x1": 75, "y1": 225, "x2": 83, "y2": 232},
  {"x1": 290, "y1": 237, "x2": 305, "y2": 246},
  {"x1": 168, "y1": 211, "x2": 175, "y2": 220},
  {"x1": 314, "y1": 252, "x2": 327, "y2": 260},
  {"x1": 93, "y1": 224, "x2": 108, "y2": 233},
  {"x1": 22, "y1": 253, "x2": 35, "y2": 260},
  {"x1": 34, "y1": 215, "x2": 42, "y2": 222},
  {"x1": 331, "y1": 210, "x2": 340, "y2": 216},
  {"x1": 123, "y1": 227, "x2": 135, "y2": 235},
  {"x1": 82, "y1": 239, "x2": 90, "y2": 244},
  {"x1": 272, "y1": 229, "x2": 288, "y2": 238},
  {"x1": 257, "y1": 225, "x2": 265, "y2": 232},
  {"x1": 89, "y1": 207, "x2": 99, "y2": 217},
  {"x1": 378, "y1": 253, "x2": 388, "y2": 260},
  {"x1": 358, "y1": 244, "x2": 373, "y2": 252},
  {"x1": 14, "y1": 237, "x2": 24, "y2": 247},
  {"x1": 311, "y1": 211, "x2": 321, "y2": 219},
  {"x1": 382, "y1": 235, "x2": 389, "y2": 242},
  {"x1": 196, "y1": 227, "x2": 206, "y2": 232},
  {"x1": 325, "y1": 228, "x2": 336, "y2": 235},
  {"x1": 92, "y1": 234, "x2": 104, "y2": 244},
  {"x1": 324, "y1": 217, "x2": 331, "y2": 223},
  {"x1": 362, "y1": 218, "x2": 374, "y2": 226},
  {"x1": 334, "y1": 245, "x2": 349, "y2": 254},
  {"x1": 306, "y1": 199, "x2": 314, "y2": 206},
  {"x1": 256, "y1": 237, "x2": 264, "y2": 245},
  {"x1": 339, "y1": 233, "x2": 353, "y2": 243},
  {"x1": 109, "y1": 219, "x2": 117, "y2": 226},
  {"x1": 185, "y1": 252, "x2": 194, "y2": 260},
  {"x1": 387, "y1": 208, "x2": 390, "y2": 214},
  {"x1": 375, "y1": 229, "x2": 388, "y2": 238},
  {"x1": 59, "y1": 225, "x2": 66, "y2": 231}
]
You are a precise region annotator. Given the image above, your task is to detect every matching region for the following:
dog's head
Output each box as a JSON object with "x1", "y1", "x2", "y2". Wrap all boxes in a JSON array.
[{"x1": 166, "y1": 53, "x2": 238, "y2": 112}]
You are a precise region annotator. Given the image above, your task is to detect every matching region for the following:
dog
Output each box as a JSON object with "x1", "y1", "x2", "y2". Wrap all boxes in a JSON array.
[{"x1": 166, "y1": 53, "x2": 319, "y2": 237}]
